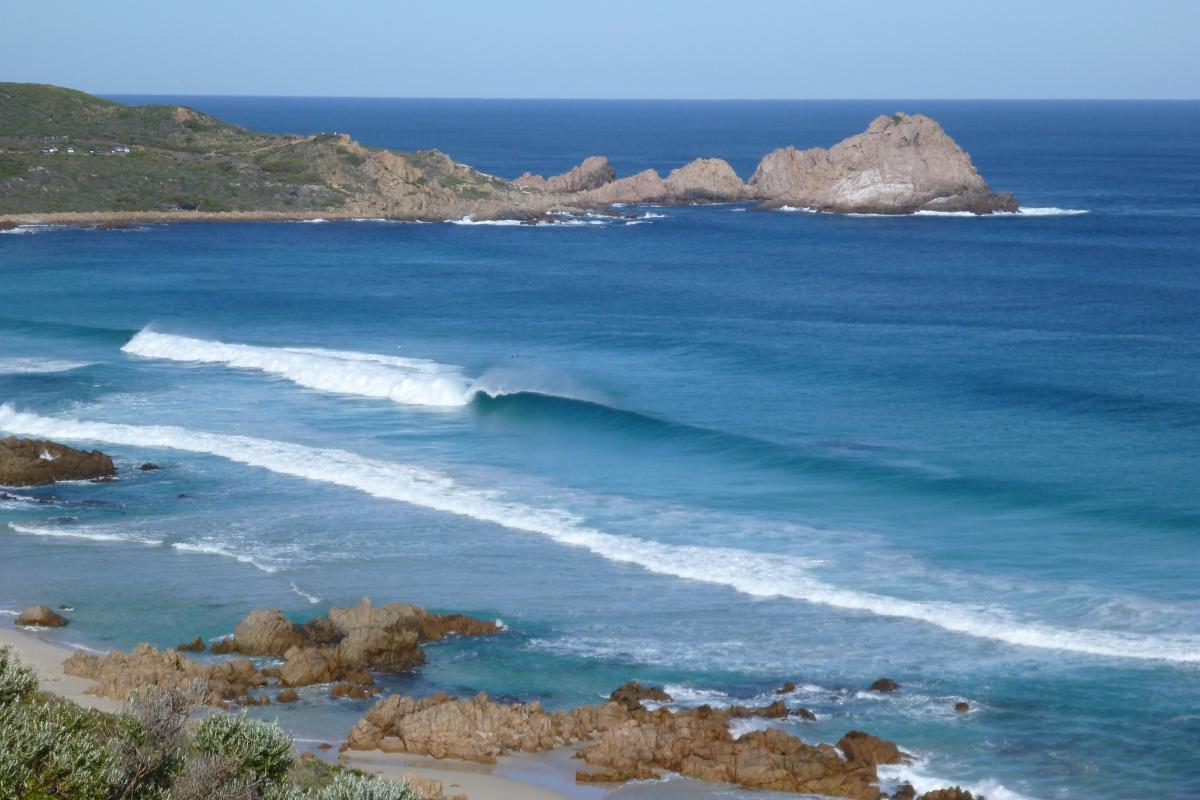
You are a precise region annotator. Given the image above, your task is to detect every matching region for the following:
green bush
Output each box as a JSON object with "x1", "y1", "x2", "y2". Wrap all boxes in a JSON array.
[
  {"x1": 317, "y1": 772, "x2": 418, "y2": 800},
  {"x1": 0, "y1": 693, "x2": 114, "y2": 800},
  {"x1": 0, "y1": 646, "x2": 37, "y2": 705},
  {"x1": 192, "y1": 711, "x2": 295, "y2": 787}
]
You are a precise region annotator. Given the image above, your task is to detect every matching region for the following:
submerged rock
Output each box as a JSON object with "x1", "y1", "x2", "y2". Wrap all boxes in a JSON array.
[
  {"x1": 346, "y1": 686, "x2": 908, "y2": 799},
  {"x1": 609, "y1": 680, "x2": 671, "y2": 710},
  {"x1": 954, "y1": 701, "x2": 971, "y2": 713},
  {"x1": 0, "y1": 436, "x2": 116, "y2": 487},
  {"x1": 748, "y1": 113, "x2": 1016, "y2": 214},
  {"x1": 869, "y1": 677, "x2": 901, "y2": 693},
  {"x1": 15, "y1": 605, "x2": 69, "y2": 627}
]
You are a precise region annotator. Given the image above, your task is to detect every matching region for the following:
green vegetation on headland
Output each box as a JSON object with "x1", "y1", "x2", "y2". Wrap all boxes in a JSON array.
[
  {"x1": 0, "y1": 83, "x2": 529, "y2": 218},
  {"x1": 0, "y1": 644, "x2": 418, "y2": 800}
]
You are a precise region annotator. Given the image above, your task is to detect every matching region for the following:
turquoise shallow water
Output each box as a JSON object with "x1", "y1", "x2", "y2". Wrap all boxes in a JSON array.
[{"x1": 2, "y1": 100, "x2": 1199, "y2": 799}]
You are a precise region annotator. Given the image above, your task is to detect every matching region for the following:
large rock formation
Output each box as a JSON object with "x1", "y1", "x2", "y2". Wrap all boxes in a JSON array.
[
  {"x1": 514, "y1": 156, "x2": 616, "y2": 193},
  {"x1": 15, "y1": 605, "x2": 69, "y2": 627},
  {"x1": 345, "y1": 688, "x2": 906, "y2": 799},
  {"x1": 63, "y1": 644, "x2": 268, "y2": 705},
  {"x1": 581, "y1": 158, "x2": 747, "y2": 205},
  {"x1": 0, "y1": 436, "x2": 115, "y2": 487},
  {"x1": 210, "y1": 599, "x2": 501, "y2": 686},
  {"x1": 747, "y1": 113, "x2": 1016, "y2": 214}
]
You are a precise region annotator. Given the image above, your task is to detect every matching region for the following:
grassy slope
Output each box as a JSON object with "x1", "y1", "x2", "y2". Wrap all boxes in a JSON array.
[{"x1": 0, "y1": 83, "x2": 518, "y2": 216}]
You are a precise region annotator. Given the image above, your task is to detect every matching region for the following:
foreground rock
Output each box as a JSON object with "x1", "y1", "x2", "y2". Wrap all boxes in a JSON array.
[
  {"x1": 346, "y1": 688, "x2": 906, "y2": 799},
  {"x1": 0, "y1": 436, "x2": 116, "y2": 487},
  {"x1": 210, "y1": 598, "x2": 501, "y2": 686},
  {"x1": 15, "y1": 605, "x2": 69, "y2": 627},
  {"x1": 63, "y1": 643, "x2": 267, "y2": 705},
  {"x1": 748, "y1": 113, "x2": 1016, "y2": 214}
]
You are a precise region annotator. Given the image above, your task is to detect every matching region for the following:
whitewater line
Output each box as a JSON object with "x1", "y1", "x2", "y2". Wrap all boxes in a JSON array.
[
  {"x1": 122, "y1": 329, "x2": 473, "y2": 407},
  {"x1": 0, "y1": 404, "x2": 1196, "y2": 665}
]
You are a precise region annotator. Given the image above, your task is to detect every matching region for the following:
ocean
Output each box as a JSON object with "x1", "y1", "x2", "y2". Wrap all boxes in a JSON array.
[{"x1": 2, "y1": 98, "x2": 1198, "y2": 800}]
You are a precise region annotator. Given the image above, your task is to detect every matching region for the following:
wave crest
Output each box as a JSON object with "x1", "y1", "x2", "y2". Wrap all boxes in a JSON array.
[{"x1": 1, "y1": 404, "x2": 1196, "y2": 665}]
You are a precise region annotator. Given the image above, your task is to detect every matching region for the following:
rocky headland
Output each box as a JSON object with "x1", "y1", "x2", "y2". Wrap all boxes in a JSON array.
[
  {"x1": 2, "y1": 84, "x2": 1017, "y2": 223},
  {"x1": 0, "y1": 435, "x2": 116, "y2": 487}
]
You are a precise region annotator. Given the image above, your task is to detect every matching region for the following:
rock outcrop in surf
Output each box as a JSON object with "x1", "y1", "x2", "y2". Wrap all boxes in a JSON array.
[
  {"x1": 210, "y1": 598, "x2": 501, "y2": 687},
  {"x1": 508, "y1": 113, "x2": 1015, "y2": 214},
  {"x1": 747, "y1": 113, "x2": 1016, "y2": 214},
  {"x1": 514, "y1": 155, "x2": 616, "y2": 192},
  {"x1": 344, "y1": 686, "x2": 906, "y2": 799},
  {"x1": 62, "y1": 599, "x2": 501, "y2": 706},
  {"x1": 0, "y1": 436, "x2": 115, "y2": 487}
]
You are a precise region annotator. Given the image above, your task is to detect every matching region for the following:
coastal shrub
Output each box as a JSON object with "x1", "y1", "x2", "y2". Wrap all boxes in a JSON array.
[
  {"x1": 0, "y1": 693, "x2": 114, "y2": 800},
  {"x1": 192, "y1": 710, "x2": 295, "y2": 787},
  {"x1": 316, "y1": 772, "x2": 419, "y2": 800},
  {"x1": 108, "y1": 680, "x2": 207, "y2": 800},
  {"x1": 0, "y1": 645, "x2": 37, "y2": 705}
]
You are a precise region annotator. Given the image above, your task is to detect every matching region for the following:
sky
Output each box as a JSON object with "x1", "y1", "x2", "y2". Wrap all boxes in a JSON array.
[{"x1": 2, "y1": 0, "x2": 1196, "y2": 99}]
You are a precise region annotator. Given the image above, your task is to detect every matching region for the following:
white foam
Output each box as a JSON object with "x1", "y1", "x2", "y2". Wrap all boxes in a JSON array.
[
  {"x1": 2, "y1": 404, "x2": 1198, "y2": 665},
  {"x1": 880, "y1": 759, "x2": 1037, "y2": 800},
  {"x1": 0, "y1": 358, "x2": 95, "y2": 375},
  {"x1": 6, "y1": 522, "x2": 162, "y2": 546},
  {"x1": 781, "y1": 206, "x2": 1089, "y2": 218},
  {"x1": 639, "y1": 212, "x2": 666, "y2": 219},
  {"x1": 448, "y1": 216, "x2": 525, "y2": 226},
  {"x1": 290, "y1": 582, "x2": 321, "y2": 604},
  {"x1": 170, "y1": 541, "x2": 278, "y2": 574},
  {"x1": 122, "y1": 329, "x2": 473, "y2": 407}
]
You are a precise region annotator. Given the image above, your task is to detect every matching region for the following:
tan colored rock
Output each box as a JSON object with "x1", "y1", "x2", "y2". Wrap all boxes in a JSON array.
[
  {"x1": 582, "y1": 168, "x2": 667, "y2": 205},
  {"x1": 210, "y1": 599, "x2": 501, "y2": 688},
  {"x1": 346, "y1": 688, "x2": 907, "y2": 799},
  {"x1": 63, "y1": 643, "x2": 267, "y2": 705},
  {"x1": 512, "y1": 172, "x2": 548, "y2": 189},
  {"x1": 176, "y1": 636, "x2": 205, "y2": 652},
  {"x1": 836, "y1": 730, "x2": 905, "y2": 767},
  {"x1": 748, "y1": 113, "x2": 1016, "y2": 214},
  {"x1": 513, "y1": 156, "x2": 615, "y2": 193},
  {"x1": 663, "y1": 158, "x2": 747, "y2": 202},
  {"x1": 15, "y1": 605, "x2": 68, "y2": 627},
  {"x1": 277, "y1": 688, "x2": 300, "y2": 703},
  {"x1": 918, "y1": 789, "x2": 976, "y2": 800},
  {"x1": 0, "y1": 437, "x2": 115, "y2": 487},
  {"x1": 581, "y1": 158, "x2": 745, "y2": 205},
  {"x1": 609, "y1": 680, "x2": 671, "y2": 710}
]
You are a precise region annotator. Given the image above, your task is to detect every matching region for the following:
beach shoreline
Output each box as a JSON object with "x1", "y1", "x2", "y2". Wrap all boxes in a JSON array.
[{"x1": 0, "y1": 620, "x2": 574, "y2": 800}]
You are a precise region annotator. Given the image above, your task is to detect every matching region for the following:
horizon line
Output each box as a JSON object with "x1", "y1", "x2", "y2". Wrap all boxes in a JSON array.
[{"x1": 96, "y1": 93, "x2": 1200, "y2": 103}]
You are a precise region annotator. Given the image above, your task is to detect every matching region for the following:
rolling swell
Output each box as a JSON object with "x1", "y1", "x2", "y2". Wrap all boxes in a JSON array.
[
  {"x1": 121, "y1": 330, "x2": 1200, "y2": 531},
  {"x1": 1, "y1": 403, "x2": 1196, "y2": 665},
  {"x1": 472, "y1": 391, "x2": 1200, "y2": 533}
]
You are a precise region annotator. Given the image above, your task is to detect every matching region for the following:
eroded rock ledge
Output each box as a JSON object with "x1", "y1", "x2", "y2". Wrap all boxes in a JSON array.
[
  {"x1": 344, "y1": 683, "x2": 912, "y2": 800},
  {"x1": 512, "y1": 112, "x2": 1015, "y2": 214},
  {"x1": 62, "y1": 599, "x2": 501, "y2": 705},
  {"x1": 0, "y1": 436, "x2": 115, "y2": 487}
]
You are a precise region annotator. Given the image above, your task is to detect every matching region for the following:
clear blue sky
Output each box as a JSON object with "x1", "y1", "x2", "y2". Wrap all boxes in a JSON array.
[{"x1": 2, "y1": 0, "x2": 1196, "y2": 98}]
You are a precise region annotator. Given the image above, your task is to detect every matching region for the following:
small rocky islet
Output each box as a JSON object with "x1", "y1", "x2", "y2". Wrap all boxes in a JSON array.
[{"x1": 50, "y1": 597, "x2": 977, "y2": 800}]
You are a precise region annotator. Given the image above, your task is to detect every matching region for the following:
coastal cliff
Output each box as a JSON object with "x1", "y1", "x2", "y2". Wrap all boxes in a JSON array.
[{"x1": 1, "y1": 84, "x2": 1016, "y2": 219}]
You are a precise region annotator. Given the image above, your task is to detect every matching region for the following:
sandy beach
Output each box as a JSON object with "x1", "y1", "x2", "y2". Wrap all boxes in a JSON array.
[{"x1": 0, "y1": 621, "x2": 119, "y2": 713}]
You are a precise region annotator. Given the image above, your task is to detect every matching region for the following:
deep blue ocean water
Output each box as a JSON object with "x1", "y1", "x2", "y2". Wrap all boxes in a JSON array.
[{"x1": 2, "y1": 99, "x2": 1199, "y2": 800}]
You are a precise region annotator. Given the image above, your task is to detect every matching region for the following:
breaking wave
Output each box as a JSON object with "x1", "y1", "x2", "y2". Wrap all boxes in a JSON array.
[
  {"x1": 780, "y1": 206, "x2": 1089, "y2": 218},
  {"x1": 1, "y1": 404, "x2": 1197, "y2": 665},
  {"x1": 6, "y1": 522, "x2": 162, "y2": 546},
  {"x1": 170, "y1": 541, "x2": 279, "y2": 574},
  {"x1": 0, "y1": 358, "x2": 95, "y2": 375},
  {"x1": 122, "y1": 329, "x2": 474, "y2": 407}
]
